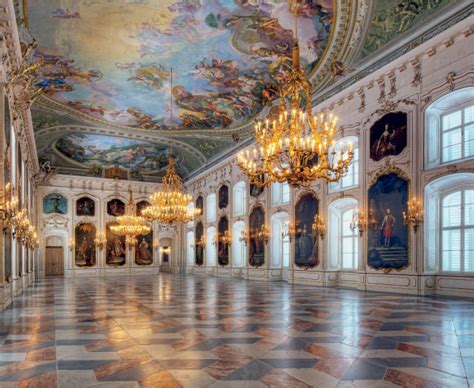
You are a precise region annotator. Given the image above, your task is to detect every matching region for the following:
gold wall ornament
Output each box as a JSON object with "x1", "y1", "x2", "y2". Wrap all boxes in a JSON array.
[
  {"x1": 94, "y1": 232, "x2": 106, "y2": 250},
  {"x1": 239, "y1": 230, "x2": 250, "y2": 245},
  {"x1": 237, "y1": 0, "x2": 353, "y2": 188},
  {"x1": 350, "y1": 208, "x2": 367, "y2": 238},
  {"x1": 312, "y1": 214, "x2": 325, "y2": 240},
  {"x1": 403, "y1": 197, "x2": 424, "y2": 233},
  {"x1": 281, "y1": 220, "x2": 296, "y2": 242},
  {"x1": 0, "y1": 183, "x2": 19, "y2": 229}
]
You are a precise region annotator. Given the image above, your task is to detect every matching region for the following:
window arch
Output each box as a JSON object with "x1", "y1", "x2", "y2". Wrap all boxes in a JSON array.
[
  {"x1": 328, "y1": 197, "x2": 358, "y2": 270},
  {"x1": 271, "y1": 182, "x2": 290, "y2": 207},
  {"x1": 232, "y1": 221, "x2": 246, "y2": 267},
  {"x1": 329, "y1": 136, "x2": 359, "y2": 193},
  {"x1": 425, "y1": 173, "x2": 474, "y2": 273},
  {"x1": 186, "y1": 231, "x2": 194, "y2": 266},
  {"x1": 425, "y1": 87, "x2": 474, "y2": 169},
  {"x1": 206, "y1": 194, "x2": 216, "y2": 223},
  {"x1": 233, "y1": 181, "x2": 247, "y2": 217},
  {"x1": 206, "y1": 226, "x2": 216, "y2": 266}
]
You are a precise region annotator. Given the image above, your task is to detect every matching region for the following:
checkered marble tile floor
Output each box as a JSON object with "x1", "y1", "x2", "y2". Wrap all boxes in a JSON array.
[{"x1": 0, "y1": 275, "x2": 473, "y2": 387}]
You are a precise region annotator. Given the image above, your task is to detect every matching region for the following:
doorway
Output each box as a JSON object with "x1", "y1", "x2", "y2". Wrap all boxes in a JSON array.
[{"x1": 45, "y1": 236, "x2": 64, "y2": 276}]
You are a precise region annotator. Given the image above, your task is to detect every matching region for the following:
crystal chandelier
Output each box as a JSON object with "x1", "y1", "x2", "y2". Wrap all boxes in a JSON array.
[
  {"x1": 111, "y1": 191, "x2": 151, "y2": 237},
  {"x1": 143, "y1": 68, "x2": 200, "y2": 225},
  {"x1": 237, "y1": 0, "x2": 353, "y2": 188},
  {"x1": 143, "y1": 158, "x2": 200, "y2": 224}
]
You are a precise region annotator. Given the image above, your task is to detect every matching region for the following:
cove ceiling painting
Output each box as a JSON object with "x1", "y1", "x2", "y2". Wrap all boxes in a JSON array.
[
  {"x1": 28, "y1": 0, "x2": 334, "y2": 131},
  {"x1": 23, "y1": 0, "x2": 464, "y2": 180}
]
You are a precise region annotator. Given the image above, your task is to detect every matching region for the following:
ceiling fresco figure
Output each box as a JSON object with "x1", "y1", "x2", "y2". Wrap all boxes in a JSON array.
[{"x1": 27, "y1": 0, "x2": 335, "y2": 130}]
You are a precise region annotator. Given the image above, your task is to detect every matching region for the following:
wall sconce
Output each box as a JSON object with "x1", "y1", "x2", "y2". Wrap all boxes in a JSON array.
[
  {"x1": 312, "y1": 215, "x2": 325, "y2": 240},
  {"x1": 94, "y1": 232, "x2": 106, "y2": 250},
  {"x1": 350, "y1": 209, "x2": 367, "y2": 237},
  {"x1": 257, "y1": 224, "x2": 270, "y2": 245},
  {"x1": 239, "y1": 230, "x2": 250, "y2": 245},
  {"x1": 211, "y1": 233, "x2": 218, "y2": 247},
  {"x1": 403, "y1": 197, "x2": 424, "y2": 232},
  {"x1": 219, "y1": 230, "x2": 232, "y2": 246},
  {"x1": 68, "y1": 238, "x2": 75, "y2": 252},
  {"x1": 281, "y1": 220, "x2": 296, "y2": 242},
  {"x1": 153, "y1": 240, "x2": 159, "y2": 251},
  {"x1": 195, "y1": 236, "x2": 206, "y2": 248},
  {"x1": 0, "y1": 183, "x2": 19, "y2": 229}
]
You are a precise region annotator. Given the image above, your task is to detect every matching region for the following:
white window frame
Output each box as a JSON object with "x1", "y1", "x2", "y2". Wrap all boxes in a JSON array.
[
  {"x1": 440, "y1": 102, "x2": 474, "y2": 164},
  {"x1": 341, "y1": 208, "x2": 358, "y2": 270},
  {"x1": 271, "y1": 182, "x2": 290, "y2": 207},
  {"x1": 232, "y1": 181, "x2": 247, "y2": 217},
  {"x1": 440, "y1": 188, "x2": 474, "y2": 273},
  {"x1": 328, "y1": 136, "x2": 359, "y2": 193},
  {"x1": 206, "y1": 193, "x2": 216, "y2": 223}
]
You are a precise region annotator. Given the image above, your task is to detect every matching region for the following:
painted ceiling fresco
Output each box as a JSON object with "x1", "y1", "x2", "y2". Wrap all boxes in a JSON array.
[
  {"x1": 35, "y1": 132, "x2": 203, "y2": 179},
  {"x1": 28, "y1": 0, "x2": 334, "y2": 131},
  {"x1": 23, "y1": 0, "x2": 466, "y2": 181},
  {"x1": 361, "y1": 0, "x2": 451, "y2": 57}
]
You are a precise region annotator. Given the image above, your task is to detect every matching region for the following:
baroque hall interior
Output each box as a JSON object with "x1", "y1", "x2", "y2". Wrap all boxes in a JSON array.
[{"x1": 0, "y1": 0, "x2": 474, "y2": 387}]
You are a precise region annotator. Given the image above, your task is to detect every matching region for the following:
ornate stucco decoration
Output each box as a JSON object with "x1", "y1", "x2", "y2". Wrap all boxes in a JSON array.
[{"x1": 42, "y1": 214, "x2": 69, "y2": 230}]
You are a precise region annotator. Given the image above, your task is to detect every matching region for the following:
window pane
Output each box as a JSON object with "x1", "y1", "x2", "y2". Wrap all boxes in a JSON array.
[
  {"x1": 342, "y1": 210, "x2": 353, "y2": 236},
  {"x1": 282, "y1": 183, "x2": 290, "y2": 204},
  {"x1": 464, "y1": 124, "x2": 474, "y2": 158},
  {"x1": 443, "y1": 192, "x2": 461, "y2": 227},
  {"x1": 465, "y1": 190, "x2": 474, "y2": 226},
  {"x1": 465, "y1": 228, "x2": 474, "y2": 272},
  {"x1": 465, "y1": 105, "x2": 474, "y2": 124},
  {"x1": 342, "y1": 253, "x2": 353, "y2": 269},
  {"x1": 442, "y1": 129, "x2": 462, "y2": 162},
  {"x1": 442, "y1": 229, "x2": 461, "y2": 271},
  {"x1": 443, "y1": 110, "x2": 462, "y2": 130}
]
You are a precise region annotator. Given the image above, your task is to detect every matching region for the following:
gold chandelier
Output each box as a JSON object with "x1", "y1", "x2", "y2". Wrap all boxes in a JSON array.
[
  {"x1": 111, "y1": 191, "x2": 151, "y2": 237},
  {"x1": 143, "y1": 158, "x2": 200, "y2": 224},
  {"x1": 143, "y1": 68, "x2": 200, "y2": 225},
  {"x1": 237, "y1": 0, "x2": 353, "y2": 188}
]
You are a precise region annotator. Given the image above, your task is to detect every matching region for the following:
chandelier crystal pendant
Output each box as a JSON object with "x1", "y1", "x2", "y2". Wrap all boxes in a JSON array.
[
  {"x1": 237, "y1": 0, "x2": 353, "y2": 188},
  {"x1": 142, "y1": 68, "x2": 200, "y2": 225},
  {"x1": 111, "y1": 191, "x2": 151, "y2": 237}
]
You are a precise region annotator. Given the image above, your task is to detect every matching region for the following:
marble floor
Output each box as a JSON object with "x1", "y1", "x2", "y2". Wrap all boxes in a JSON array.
[{"x1": 0, "y1": 275, "x2": 473, "y2": 387}]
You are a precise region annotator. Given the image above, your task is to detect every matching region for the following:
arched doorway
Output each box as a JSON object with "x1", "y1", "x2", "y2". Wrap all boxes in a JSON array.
[{"x1": 45, "y1": 236, "x2": 64, "y2": 276}]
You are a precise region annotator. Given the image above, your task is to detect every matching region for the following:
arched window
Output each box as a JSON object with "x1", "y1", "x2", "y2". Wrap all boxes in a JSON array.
[
  {"x1": 186, "y1": 231, "x2": 194, "y2": 266},
  {"x1": 232, "y1": 221, "x2": 246, "y2": 267},
  {"x1": 328, "y1": 198, "x2": 358, "y2": 270},
  {"x1": 206, "y1": 226, "x2": 216, "y2": 266},
  {"x1": 329, "y1": 136, "x2": 359, "y2": 193},
  {"x1": 206, "y1": 194, "x2": 216, "y2": 223},
  {"x1": 425, "y1": 173, "x2": 474, "y2": 273},
  {"x1": 271, "y1": 182, "x2": 290, "y2": 207},
  {"x1": 233, "y1": 181, "x2": 247, "y2": 217},
  {"x1": 425, "y1": 88, "x2": 474, "y2": 168},
  {"x1": 441, "y1": 189, "x2": 474, "y2": 272},
  {"x1": 187, "y1": 203, "x2": 195, "y2": 228},
  {"x1": 270, "y1": 212, "x2": 289, "y2": 268}
]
